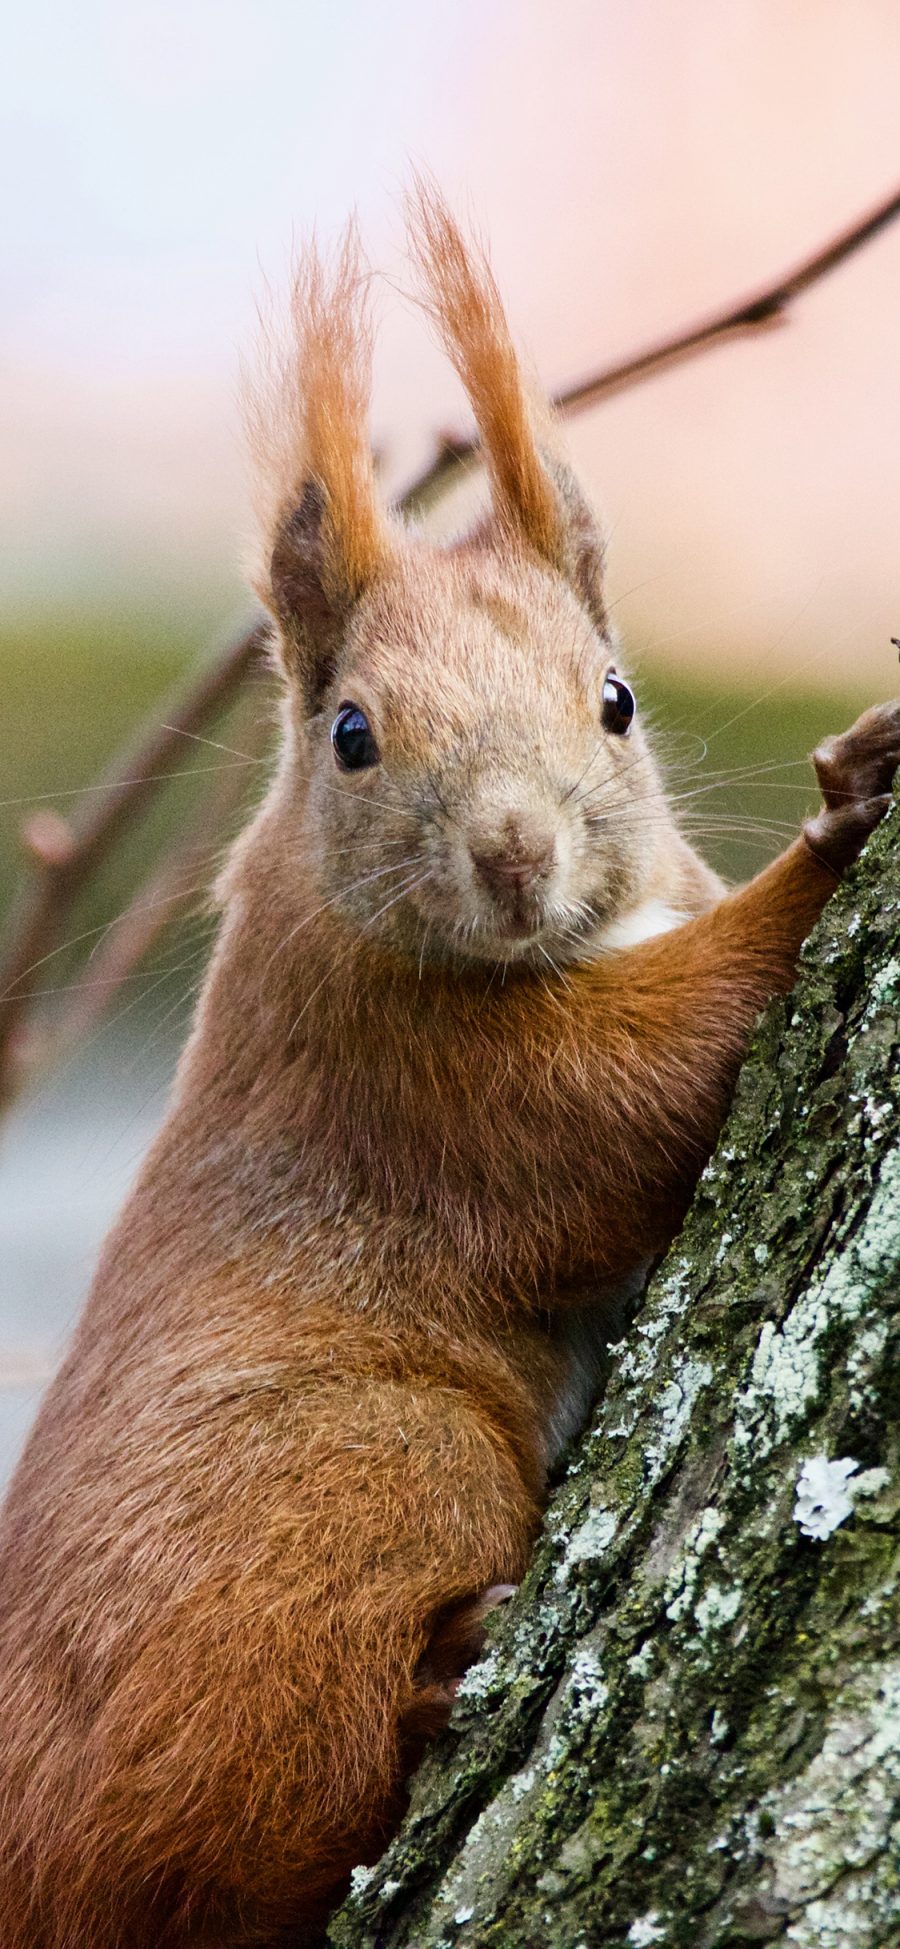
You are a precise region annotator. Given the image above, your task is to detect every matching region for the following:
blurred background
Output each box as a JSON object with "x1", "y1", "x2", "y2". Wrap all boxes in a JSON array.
[{"x1": 1, "y1": 0, "x2": 899, "y2": 1481}]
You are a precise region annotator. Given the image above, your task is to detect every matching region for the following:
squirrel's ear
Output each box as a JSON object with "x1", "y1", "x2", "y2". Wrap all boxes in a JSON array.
[
  {"x1": 544, "y1": 455, "x2": 608, "y2": 634},
  {"x1": 405, "y1": 181, "x2": 608, "y2": 634},
  {"x1": 245, "y1": 228, "x2": 391, "y2": 709}
]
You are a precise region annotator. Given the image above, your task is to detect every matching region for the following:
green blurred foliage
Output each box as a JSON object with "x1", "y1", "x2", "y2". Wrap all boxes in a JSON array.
[
  {"x1": 1, "y1": 606, "x2": 223, "y2": 883},
  {"x1": 0, "y1": 605, "x2": 274, "y2": 1055}
]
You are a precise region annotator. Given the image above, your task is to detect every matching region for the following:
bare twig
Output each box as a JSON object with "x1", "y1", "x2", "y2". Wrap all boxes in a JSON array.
[
  {"x1": 0, "y1": 619, "x2": 269, "y2": 1106},
  {"x1": 19, "y1": 692, "x2": 275, "y2": 1090},
  {"x1": 398, "y1": 182, "x2": 900, "y2": 517},
  {"x1": 2, "y1": 183, "x2": 899, "y2": 1108}
]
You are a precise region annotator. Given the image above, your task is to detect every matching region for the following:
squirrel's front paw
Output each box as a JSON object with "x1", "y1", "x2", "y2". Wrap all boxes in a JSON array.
[
  {"x1": 400, "y1": 1584, "x2": 517, "y2": 1745},
  {"x1": 804, "y1": 700, "x2": 900, "y2": 874}
]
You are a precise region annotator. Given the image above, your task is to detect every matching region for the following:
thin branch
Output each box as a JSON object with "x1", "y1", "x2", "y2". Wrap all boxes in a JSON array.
[
  {"x1": 2, "y1": 183, "x2": 899, "y2": 1108},
  {"x1": 0, "y1": 619, "x2": 269, "y2": 1106},
  {"x1": 19, "y1": 696, "x2": 275, "y2": 1090},
  {"x1": 398, "y1": 181, "x2": 900, "y2": 516}
]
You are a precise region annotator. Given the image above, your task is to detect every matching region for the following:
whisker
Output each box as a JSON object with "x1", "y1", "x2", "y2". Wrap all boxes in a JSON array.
[
  {"x1": 0, "y1": 876, "x2": 220, "y2": 1001},
  {"x1": 314, "y1": 779, "x2": 407, "y2": 817},
  {"x1": 12, "y1": 949, "x2": 215, "y2": 1001},
  {"x1": 159, "y1": 724, "x2": 271, "y2": 763},
  {"x1": 536, "y1": 943, "x2": 574, "y2": 995},
  {"x1": 0, "y1": 759, "x2": 264, "y2": 809}
]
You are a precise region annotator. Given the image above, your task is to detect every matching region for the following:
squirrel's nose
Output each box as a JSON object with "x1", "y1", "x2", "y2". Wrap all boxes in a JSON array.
[{"x1": 470, "y1": 826, "x2": 556, "y2": 898}]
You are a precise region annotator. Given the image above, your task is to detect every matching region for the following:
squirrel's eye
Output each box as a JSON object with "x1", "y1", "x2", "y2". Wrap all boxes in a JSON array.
[
  {"x1": 601, "y1": 674, "x2": 635, "y2": 737},
  {"x1": 331, "y1": 703, "x2": 380, "y2": 771}
]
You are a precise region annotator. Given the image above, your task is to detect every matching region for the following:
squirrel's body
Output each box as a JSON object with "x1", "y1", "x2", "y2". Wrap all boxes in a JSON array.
[{"x1": 1, "y1": 190, "x2": 898, "y2": 1947}]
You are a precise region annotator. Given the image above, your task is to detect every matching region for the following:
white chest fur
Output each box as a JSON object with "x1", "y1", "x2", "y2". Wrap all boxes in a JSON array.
[{"x1": 596, "y1": 897, "x2": 688, "y2": 953}]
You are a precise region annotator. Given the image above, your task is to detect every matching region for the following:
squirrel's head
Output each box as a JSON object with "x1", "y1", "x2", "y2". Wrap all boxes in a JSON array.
[{"x1": 245, "y1": 187, "x2": 672, "y2": 971}]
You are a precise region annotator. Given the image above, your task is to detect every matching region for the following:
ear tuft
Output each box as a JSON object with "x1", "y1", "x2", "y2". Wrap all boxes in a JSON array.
[
  {"x1": 405, "y1": 179, "x2": 608, "y2": 631},
  {"x1": 244, "y1": 227, "x2": 391, "y2": 705},
  {"x1": 405, "y1": 179, "x2": 564, "y2": 565}
]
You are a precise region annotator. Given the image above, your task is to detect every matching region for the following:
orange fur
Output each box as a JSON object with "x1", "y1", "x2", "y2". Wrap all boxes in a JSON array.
[
  {"x1": 245, "y1": 226, "x2": 390, "y2": 620},
  {"x1": 0, "y1": 190, "x2": 897, "y2": 1948},
  {"x1": 406, "y1": 178, "x2": 564, "y2": 563}
]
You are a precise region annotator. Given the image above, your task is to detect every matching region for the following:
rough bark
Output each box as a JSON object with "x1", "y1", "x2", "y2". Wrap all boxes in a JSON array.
[{"x1": 330, "y1": 799, "x2": 900, "y2": 1949}]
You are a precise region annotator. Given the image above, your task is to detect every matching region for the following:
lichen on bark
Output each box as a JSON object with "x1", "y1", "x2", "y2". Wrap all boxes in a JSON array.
[{"x1": 330, "y1": 802, "x2": 900, "y2": 1949}]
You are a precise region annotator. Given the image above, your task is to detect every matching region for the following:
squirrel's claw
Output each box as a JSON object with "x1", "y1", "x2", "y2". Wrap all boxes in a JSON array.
[{"x1": 804, "y1": 699, "x2": 900, "y2": 874}]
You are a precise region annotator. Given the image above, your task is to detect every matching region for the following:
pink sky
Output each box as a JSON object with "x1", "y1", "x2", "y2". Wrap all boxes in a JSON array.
[{"x1": 2, "y1": 0, "x2": 899, "y2": 694}]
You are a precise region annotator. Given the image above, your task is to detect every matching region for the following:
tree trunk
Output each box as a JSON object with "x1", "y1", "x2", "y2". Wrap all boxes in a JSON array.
[{"x1": 329, "y1": 801, "x2": 900, "y2": 1949}]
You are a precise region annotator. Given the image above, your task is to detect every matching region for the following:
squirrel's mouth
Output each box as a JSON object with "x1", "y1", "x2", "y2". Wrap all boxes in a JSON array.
[
  {"x1": 449, "y1": 892, "x2": 597, "y2": 964},
  {"x1": 469, "y1": 870, "x2": 558, "y2": 947},
  {"x1": 412, "y1": 852, "x2": 601, "y2": 965},
  {"x1": 491, "y1": 889, "x2": 546, "y2": 939},
  {"x1": 470, "y1": 888, "x2": 612, "y2": 965}
]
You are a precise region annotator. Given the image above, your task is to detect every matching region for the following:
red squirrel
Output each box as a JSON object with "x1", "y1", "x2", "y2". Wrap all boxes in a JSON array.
[{"x1": 0, "y1": 186, "x2": 898, "y2": 1949}]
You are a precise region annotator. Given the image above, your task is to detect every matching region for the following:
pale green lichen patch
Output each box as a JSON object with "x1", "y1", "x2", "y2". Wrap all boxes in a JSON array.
[
  {"x1": 731, "y1": 1145, "x2": 900, "y2": 1472},
  {"x1": 663, "y1": 1506, "x2": 726, "y2": 1621},
  {"x1": 860, "y1": 952, "x2": 900, "y2": 1027},
  {"x1": 641, "y1": 1358, "x2": 713, "y2": 1484},
  {"x1": 792, "y1": 1455, "x2": 891, "y2": 1539},
  {"x1": 692, "y1": 1579, "x2": 743, "y2": 1635},
  {"x1": 627, "y1": 1915, "x2": 667, "y2": 1945},
  {"x1": 454, "y1": 1649, "x2": 503, "y2": 1702},
  {"x1": 847, "y1": 1319, "x2": 890, "y2": 1409},
  {"x1": 793, "y1": 1454, "x2": 861, "y2": 1538},
  {"x1": 554, "y1": 1505, "x2": 618, "y2": 1584},
  {"x1": 754, "y1": 1661, "x2": 900, "y2": 1948},
  {"x1": 545, "y1": 1647, "x2": 610, "y2": 1764}
]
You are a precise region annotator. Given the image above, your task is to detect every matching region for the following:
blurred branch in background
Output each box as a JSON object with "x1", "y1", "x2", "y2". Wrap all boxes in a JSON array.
[
  {"x1": 2, "y1": 182, "x2": 899, "y2": 1113},
  {"x1": 0, "y1": 622, "x2": 271, "y2": 1108},
  {"x1": 400, "y1": 181, "x2": 900, "y2": 516}
]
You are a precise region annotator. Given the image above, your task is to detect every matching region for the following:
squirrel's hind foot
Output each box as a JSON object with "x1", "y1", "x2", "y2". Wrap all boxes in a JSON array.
[{"x1": 400, "y1": 1583, "x2": 517, "y2": 1743}]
